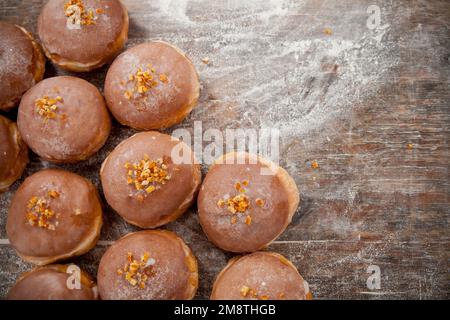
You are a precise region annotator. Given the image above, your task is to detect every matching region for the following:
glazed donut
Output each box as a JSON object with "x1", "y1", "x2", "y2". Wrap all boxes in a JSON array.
[
  {"x1": 104, "y1": 41, "x2": 200, "y2": 130},
  {"x1": 17, "y1": 76, "x2": 111, "y2": 163},
  {"x1": 38, "y1": 0, "x2": 129, "y2": 72},
  {"x1": 211, "y1": 251, "x2": 311, "y2": 300},
  {"x1": 198, "y1": 152, "x2": 300, "y2": 253},
  {"x1": 0, "y1": 116, "x2": 28, "y2": 193},
  {"x1": 6, "y1": 169, "x2": 103, "y2": 265},
  {"x1": 97, "y1": 230, "x2": 198, "y2": 300},
  {"x1": 7, "y1": 264, "x2": 98, "y2": 300},
  {"x1": 100, "y1": 131, "x2": 201, "y2": 228},
  {"x1": 0, "y1": 22, "x2": 45, "y2": 110}
]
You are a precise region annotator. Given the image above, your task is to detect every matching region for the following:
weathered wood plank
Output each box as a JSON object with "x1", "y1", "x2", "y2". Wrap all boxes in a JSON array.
[{"x1": 0, "y1": 0, "x2": 449, "y2": 299}]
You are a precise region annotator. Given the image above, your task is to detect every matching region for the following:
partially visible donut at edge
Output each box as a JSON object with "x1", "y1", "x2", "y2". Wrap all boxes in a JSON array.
[
  {"x1": 38, "y1": 0, "x2": 129, "y2": 72},
  {"x1": 7, "y1": 264, "x2": 98, "y2": 300},
  {"x1": 0, "y1": 22, "x2": 45, "y2": 110},
  {"x1": 6, "y1": 169, "x2": 103, "y2": 265},
  {"x1": 211, "y1": 251, "x2": 311, "y2": 300},
  {"x1": 198, "y1": 152, "x2": 300, "y2": 253},
  {"x1": 97, "y1": 230, "x2": 198, "y2": 300},
  {"x1": 17, "y1": 76, "x2": 111, "y2": 163},
  {"x1": 100, "y1": 131, "x2": 201, "y2": 228},
  {"x1": 0, "y1": 115, "x2": 28, "y2": 193},
  {"x1": 104, "y1": 41, "x2": 200, "y2": 130}
]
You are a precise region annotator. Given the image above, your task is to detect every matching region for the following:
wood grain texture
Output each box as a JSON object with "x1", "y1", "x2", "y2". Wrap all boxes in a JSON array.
[{"x1": 0, "y1": 0, "x2": 449, "y2": 299}]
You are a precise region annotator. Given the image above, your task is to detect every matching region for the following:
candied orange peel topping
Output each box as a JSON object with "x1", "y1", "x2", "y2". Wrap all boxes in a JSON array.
[
  {"x1": 64, "y1": 0, "x2": 100, "y2": 26},
  {"x1": 47, "y1": 190, "x2": 60, "y2": 198},
  {"x1": 225, "y1": 194, "x2": 250, "y2": 214},
  {"x1": 159, "y1": 73, "x2": 169, "y2": 83},
  {"x1": 123, "y1": 65, "x2": 169, "y2": 100},
  {"x1": 117, "y1": 252, "x2": 156, "y2": 289},
  {"x1": 240, "y1": 285, "x2": 252, "y2": 297},
  {"x1": 323, "y1": 27, "x2": 333, "y2": 36},
  {"x1": 255, "y1": 198, "x2": 265, "y2": 207},
  {"x1": 235, "y1": 180, "x2": 249, "y2": 193},
  {"x1": 124, "y1": 155, "x2": 171, "y2": 196},
  {"x1": 35, "y1": 95, "x2": 63, "y2": 121},
  {"x1": 26, "y1": 190, "x2": 60, "y2": 230},
  {"x1": 217, "y1": 180, "x2": 266, "y2": 226},
  {"x1": 240, "y1": 285, "x2": 270, "y2": 300}
]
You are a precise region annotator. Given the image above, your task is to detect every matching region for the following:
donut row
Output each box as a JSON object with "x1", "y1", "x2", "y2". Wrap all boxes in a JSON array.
[
  {"x1": 1, "y1": 0, "x2": 309, "y2": 300},
  {"x1": 9, "y1": 248, "x2": 311, "y2": 301}
]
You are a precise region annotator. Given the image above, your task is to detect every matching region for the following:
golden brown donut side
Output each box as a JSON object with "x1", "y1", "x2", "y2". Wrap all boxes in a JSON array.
[
  {"x1": 0, "y1": 23, "x2": 45, "y2": 110},
  {"x1": 38, "y1": 0, "x2": 129, "y2": 72},
  {"x1": 97, "y1": 230, "x2": 198, "y2": 300},
  {"x1": 0, "y1": 116, "x2": 29, "y2": 193},
  {"x1": 6, "y1": 169, "x2": 103, "y2": 265},
  {"x1": 7, "y1": 264, "x2": 98, "y2": 300},
  {"x1": 210, "y1": 252, "x2": 311, "y2": 300}
]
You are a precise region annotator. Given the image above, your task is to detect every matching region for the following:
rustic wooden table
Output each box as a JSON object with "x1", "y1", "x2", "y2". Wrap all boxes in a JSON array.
[{"x1": 1, "y1": 0, "x2": 449, "y2": 299}]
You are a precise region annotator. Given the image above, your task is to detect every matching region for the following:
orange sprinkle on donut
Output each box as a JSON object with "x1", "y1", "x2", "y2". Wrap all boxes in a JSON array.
[
  {"x1": 234, "y1": 181, "x2": 249, "y2": 193},
  {"x1": 240, "y1": 285, "x2": 251, "y2": 297},
  {"x1": 240, "y1": 285, "x2": 271, "y2": 300},
  {"x1": 64, "y1": 0, "x2": 97, "y2": 26},
  {"x1": 226, "y1": 194, "x2": 250, "y2": 214},
  {"x1": 26, "y1": 190, "x2": 60, "y2": 230},
  {"x1": 35, "y1": 95, "x2": 63, "y2": 121},
  {"x1": 47, "y1": 190, "x2": 60, "y2": 198},
  {"x1": 159, "y1": 73, "x2": 169, "y2": 83},
  {"x1": 123, "y1": 66, "x2": 169, "y2": 100},
  {"x1": 217, "y1": 199, "x2": 225, "y2": 208},
  {"x1": 117, "y1": 252, "x2": 156, "y2": 289},
  {"x1": 240, "y1": 285, "x2": 260, "y2": 298},
  {"x1": 217, "y1": 180, "x2": 267, "y2": 226},
  {"x1": 323, "y1": 27, "x2": 333, "y2": 36},
  {"x1": 217, "y1": 180, "x2": 268, "y2": 226},
  {"x1": 124, "y1": 155, "x2": 171, "y2": 198}
]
